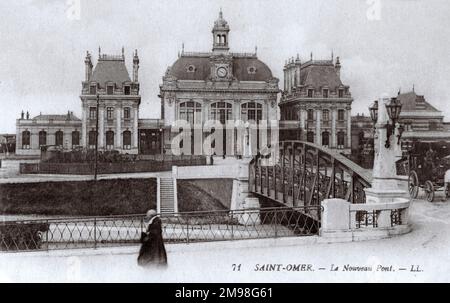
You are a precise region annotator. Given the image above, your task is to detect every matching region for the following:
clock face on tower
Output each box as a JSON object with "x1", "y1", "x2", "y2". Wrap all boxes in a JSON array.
[{"x1": 216, "y1": 66, "x2": 228, "y2": 78}]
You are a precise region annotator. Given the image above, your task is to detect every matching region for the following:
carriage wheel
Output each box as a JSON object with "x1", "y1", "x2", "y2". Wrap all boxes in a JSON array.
[
  {"x1": 424, "y1": 180, "x2": 435, "y2": 202},
  {"x1": 408, "y1": 171, "x2": 419, "y2": 199}
]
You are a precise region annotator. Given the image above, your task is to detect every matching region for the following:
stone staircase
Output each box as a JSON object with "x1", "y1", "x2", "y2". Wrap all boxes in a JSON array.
[{"x1": 158, "y1": 177, "x2": 177, "y2": 215}]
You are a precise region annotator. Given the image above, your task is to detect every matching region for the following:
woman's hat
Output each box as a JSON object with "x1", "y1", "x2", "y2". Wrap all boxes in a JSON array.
[{"x1": 144, "y1": 209, "x2": 157, "y2": 223}]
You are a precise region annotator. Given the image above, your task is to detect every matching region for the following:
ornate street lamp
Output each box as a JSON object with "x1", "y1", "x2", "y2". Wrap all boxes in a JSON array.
[{"x1": 385, "y1": 97, "x2": 403, "y2": 148}]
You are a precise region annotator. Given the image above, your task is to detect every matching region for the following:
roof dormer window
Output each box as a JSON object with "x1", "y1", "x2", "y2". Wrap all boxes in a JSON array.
[
  {"x1": 247, "y1": 66, "x2": 257, "y2": 74},
  {"x1": 323, "y1": 89, "x2": 329, "y2": 98},
  {"x1": 186, "y1": 65, "x2": 196, "y2": 73},
  {"x1": 124, "y1": 85, "x2": 131, "y2": 95},
  {"x1": 338, "y1": 88, "x2": 344, "y2": 98},
  {"x1": 89, "y1": 84, "x2": 97, "y2": 95},
  {"x1": 107, "y1": 85, "x2": 114, "y2": 95},
  {"x1": 307, "y1": 89, "x2": 314, "y2": 98}
]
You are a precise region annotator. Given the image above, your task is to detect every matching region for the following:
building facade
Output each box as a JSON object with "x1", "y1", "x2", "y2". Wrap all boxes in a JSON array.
[
  {"x1": 279, "y1": 55, "x2": 353, "y2": 154},
  {"x1": 396, "y1": 90, "x2": 450, "y2": 145},
  {"x1": 80, "y1": 49, "x2": 141, "y2": 154},
  {"x1": 159, "y1": 11, "x2": 279, "y2": 156},
  {"x1": 16, "y1": 111, "x2": 82, "y2": 156}
]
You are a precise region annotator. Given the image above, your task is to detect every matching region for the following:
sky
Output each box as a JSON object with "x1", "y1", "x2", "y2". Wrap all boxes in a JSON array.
[{"x1": 1, "y1": 0, "x2": 450, "y2": 133}]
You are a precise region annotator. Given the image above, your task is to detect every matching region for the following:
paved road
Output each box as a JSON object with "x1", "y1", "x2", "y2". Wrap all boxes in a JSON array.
[{"x1": 0, "y1": 197, "x2": 449, "y2": 282}]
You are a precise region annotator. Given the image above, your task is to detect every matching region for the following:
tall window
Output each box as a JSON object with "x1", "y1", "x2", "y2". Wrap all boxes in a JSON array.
[
  {"x1": 55, "y1": 131, "x2": 63, "y2": 147},
  {"x1": 307, "y1": 109, "x2": 314, "y2": 121},
  {"x1": 322, "y1": 109, "x2": 330, "y2": 121},
  {"x1": 107, "y1": 107, "x2": 114, "y2": 120},
  {"x1": 89, "y1": 107, "x2": 97, "y2": 120},
  {"x1": 307, "y1": 89, "x2": 314, "y2": 98},
  {"x1": 123, "y1": 130, "x2": 131, "y2": 150},
  {"x1": 22, "y1": 131, "x2": 30, "y2": 149},
  {"x1": 107, "y1": 85, "x2": 114, "y2": 95},
  {"x1": 72, "y1": 131, "x2": 80, "y2": 147},
  {"x1": 89, "y1": 85, "x2": 97, "y2": 95},
  {"x1": 323, "y1": 89, "x2": 329, "y2": 98},
  {"x1": 106, "y1": 131, "x2": 114, "y2": 150},
  {"x1": 322, "y1": 131, "x2": 330, "y2": 147},
  {"x1": 307, "y1": 131, "x2": 315, "y2": 143},
  {"x1": 88, "y1": 131, "x2": 97, "y2": 149},
  {"x1": 124, "y1": 107, "x2": 131, "y2": 119},
  {"x1": 241, "y1": 102, "x2": 262, "y2": 122},
  {"x1": 338, "y1": 109, "x2": 345, "y2": 121},
  {"x1": 124, "y1": 86, "x2": 131, "y2": 95},
  {"x1": 210, "y1": 102, "x2": 232, "y2": 123},
  {"x1": 337, "y1": 131, "x2": 345, "y2": 149},
  {"x1": 39, "y1": 131, "x2": 47, "y2": 147},
  {"x1": 179, "y1": 101, "x2": 202, "y2": 124}
]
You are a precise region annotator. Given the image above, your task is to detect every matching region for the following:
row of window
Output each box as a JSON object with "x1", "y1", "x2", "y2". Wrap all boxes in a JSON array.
[
  {"x1": 88, "y1": 130, "x2": 132, "y2": 150},
  {"x1": 21, "y1": 130, "x2": 133, "y2": 150},
  {"x1": 306, "y1": 131, "x2": 347, "y2": 149},
  {"x1": 283, "y1": 108, "x2": 347, "y2": 121},
  {"x1": 21, "y1": 131, "x2": 80, "y2": 149},
  {"x1": 306, "y1": 88, "x2": 345, "y2": 98},
  {"x1": 89, "y1": 107, "x2": 131, "y2": 120},
  {"x1": 89, "y1": 85, "x2": 131, "y2": 95},
  {"x1": 178, "y1": 101, "x2": 264, "y2": 124}
]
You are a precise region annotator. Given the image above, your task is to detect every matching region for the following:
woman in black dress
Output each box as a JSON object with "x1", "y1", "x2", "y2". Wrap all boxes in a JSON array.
[{"x1": 137, "y1": 209, "x2": 167, "y2": 268}]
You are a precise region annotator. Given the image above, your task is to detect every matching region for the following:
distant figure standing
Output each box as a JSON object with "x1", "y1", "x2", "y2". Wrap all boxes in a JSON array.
[{"x1": 137, "y1": 209, "x2": 167, "y2": 268}]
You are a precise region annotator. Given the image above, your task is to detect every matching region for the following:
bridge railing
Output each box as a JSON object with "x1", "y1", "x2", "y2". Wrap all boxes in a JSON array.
[
  {"x1": 0, "y1": 206, "x2": 321, "y2": 252},
  {"x1": 249, "y1": 141, "x2": 372, "y2": 208}
]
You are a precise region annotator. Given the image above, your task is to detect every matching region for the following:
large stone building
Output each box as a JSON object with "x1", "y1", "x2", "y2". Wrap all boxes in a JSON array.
[
  {"x1": 16, "y1": 111, "x2": 82, "y2": 156},
  {"x1": 279, "y1": 55, "x2": 353, "y2": 154},
  {"x1": 80, "y1": 48, "x2": 141, "y2": 154},
  {"x1": 396, "y1": 90, "x2": 450, "y2": 144},
  {"x1": 159, "y1": 11, "x2": 279, "y2": 156},
  {"x1": 16, "y1": 49, "x2": 145, "y2": 156}
]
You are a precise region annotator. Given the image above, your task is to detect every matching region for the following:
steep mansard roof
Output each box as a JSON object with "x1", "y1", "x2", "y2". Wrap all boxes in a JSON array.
[
  {"x1": 300, "y1": 61, "x2": 343, "y2": 90},
  {"x1": 396, "y1": 91, "x2": 440, "y2": 112},
  {"x1": 91, "y1": 56, "x2": 131, "y2": 87},
  {"x1": 167, "y1": 54, "x2": 274, "y2": 82}
]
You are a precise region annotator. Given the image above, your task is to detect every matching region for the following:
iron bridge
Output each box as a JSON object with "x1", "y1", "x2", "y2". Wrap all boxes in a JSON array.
[{"x1": 249, "y1": 141, "x2": 373, "y2": 222}]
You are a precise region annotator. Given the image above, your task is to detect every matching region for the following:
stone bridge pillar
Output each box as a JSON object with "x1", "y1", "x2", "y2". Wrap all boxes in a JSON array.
[{"x1": 364, "y1": 96, "x2": 409, "y2": 203}]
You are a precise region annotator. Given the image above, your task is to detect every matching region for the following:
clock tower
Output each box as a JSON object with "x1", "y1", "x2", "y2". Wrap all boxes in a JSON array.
[{"x1": 212, "y1": 9, "x2": 230, "y2": 53}]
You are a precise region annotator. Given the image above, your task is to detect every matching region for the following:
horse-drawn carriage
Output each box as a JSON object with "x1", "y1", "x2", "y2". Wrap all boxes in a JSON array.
[{"x1": 397, "y1": 141, "x2": 450, "y2": 202}]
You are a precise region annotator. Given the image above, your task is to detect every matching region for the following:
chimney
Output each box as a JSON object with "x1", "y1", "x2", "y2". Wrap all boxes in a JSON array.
[
  {"x1": 335, "y1": 56, "x2": 341, "y2": 78},
  {"x1": 133, "y1": 49, "x2": 140, "y2": 82},
  {"x1": 295, "y1": 54, "x2": 301, "y2": 87},
  {"x1": 85, "y1": 51, "x2": 93, "y2": 82}
]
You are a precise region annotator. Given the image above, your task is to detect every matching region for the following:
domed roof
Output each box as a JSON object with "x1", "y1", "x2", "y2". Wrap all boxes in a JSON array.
[
  {"x1": 213, "y1": 9, "x2": 229, "y2": 30},
  {"x1": 167, "y1": 54, "x2": 273, "y2": 82}
]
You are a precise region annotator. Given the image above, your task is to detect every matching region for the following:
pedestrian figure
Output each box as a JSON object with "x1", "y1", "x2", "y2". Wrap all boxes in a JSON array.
[{"x1": 137, "y1": 209, "x2": 167, "y2": 268}]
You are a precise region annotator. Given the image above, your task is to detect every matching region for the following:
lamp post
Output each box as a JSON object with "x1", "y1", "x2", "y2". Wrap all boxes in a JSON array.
[
  {"x1": 94, "y1": 93, "x2": 100, "y2": 181},
  {"x1": 368, "y1": 98, "x2": 403, "y2": 148}
]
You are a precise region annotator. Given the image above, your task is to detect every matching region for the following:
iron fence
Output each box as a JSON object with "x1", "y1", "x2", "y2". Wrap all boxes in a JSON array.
[
  {"x1": 351, "y1": 208, "x2": 407, "y2": 229},
  {"x1": 0, "y1": 206, "x2": 321, "y2": 252}
]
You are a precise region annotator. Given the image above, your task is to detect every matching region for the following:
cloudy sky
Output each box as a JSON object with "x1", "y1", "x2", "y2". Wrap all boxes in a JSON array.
[{"x1": 0, "y1": 0, "x2": 449, "y2": 133}]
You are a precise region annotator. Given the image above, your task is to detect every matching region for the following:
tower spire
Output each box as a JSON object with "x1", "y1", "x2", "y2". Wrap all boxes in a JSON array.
[{"x1": 98, "y1": 46, "x2": 101, "y2": 59}]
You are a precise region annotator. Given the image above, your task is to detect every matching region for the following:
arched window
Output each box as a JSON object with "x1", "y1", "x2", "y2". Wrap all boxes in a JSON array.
[
  {"x1": 39, "y1": 131, "x2": 47, "y2": 147},
  {"x1": 55, "y1": 131, "x2": 63, "y2": 147},
  {"x1": 222, "y1": 34, "x2": 227, "y2": 44},
  {"x1": 241, "y1": 102, "x2": 262, "y2": 122},
  {"x1": 123, "y1": 130, "x2": 131, "y2": 150},
  {"x1": 22, "y1": 131, "x2": 30, "y2": 149},
  {"x1": 322, "y1": 131, "x2": 330, "y2": 147},
  {"x1": 216, "y1": 35, "x2": 221, "y2": 44},
  {"x1": 337, "y1": 131, "x2": 345, "y2": 149},
  {"x1": 179, "y1": 101, "x2": 202, "y2": 124},
  {"x1": 72, "y1": 131, "x2": 80, "y2": 147},
  {"x1": 307, "y1": 131, "x2": 315, "y2": 143},
  {"x1": 88, "y1": 130, "x2": 97, "y2": 149},
  {"x1": 210, "y1": 102, "x2": 232, "y2": 123},
  {"x1": 106, "y1": 131, "x2": 114, "y2": 150}
]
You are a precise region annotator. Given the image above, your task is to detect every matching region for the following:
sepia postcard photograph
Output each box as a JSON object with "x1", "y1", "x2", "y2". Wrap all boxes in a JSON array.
[{"x1": 0, "y1": 0, "x2": 449, "y2": 288}]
